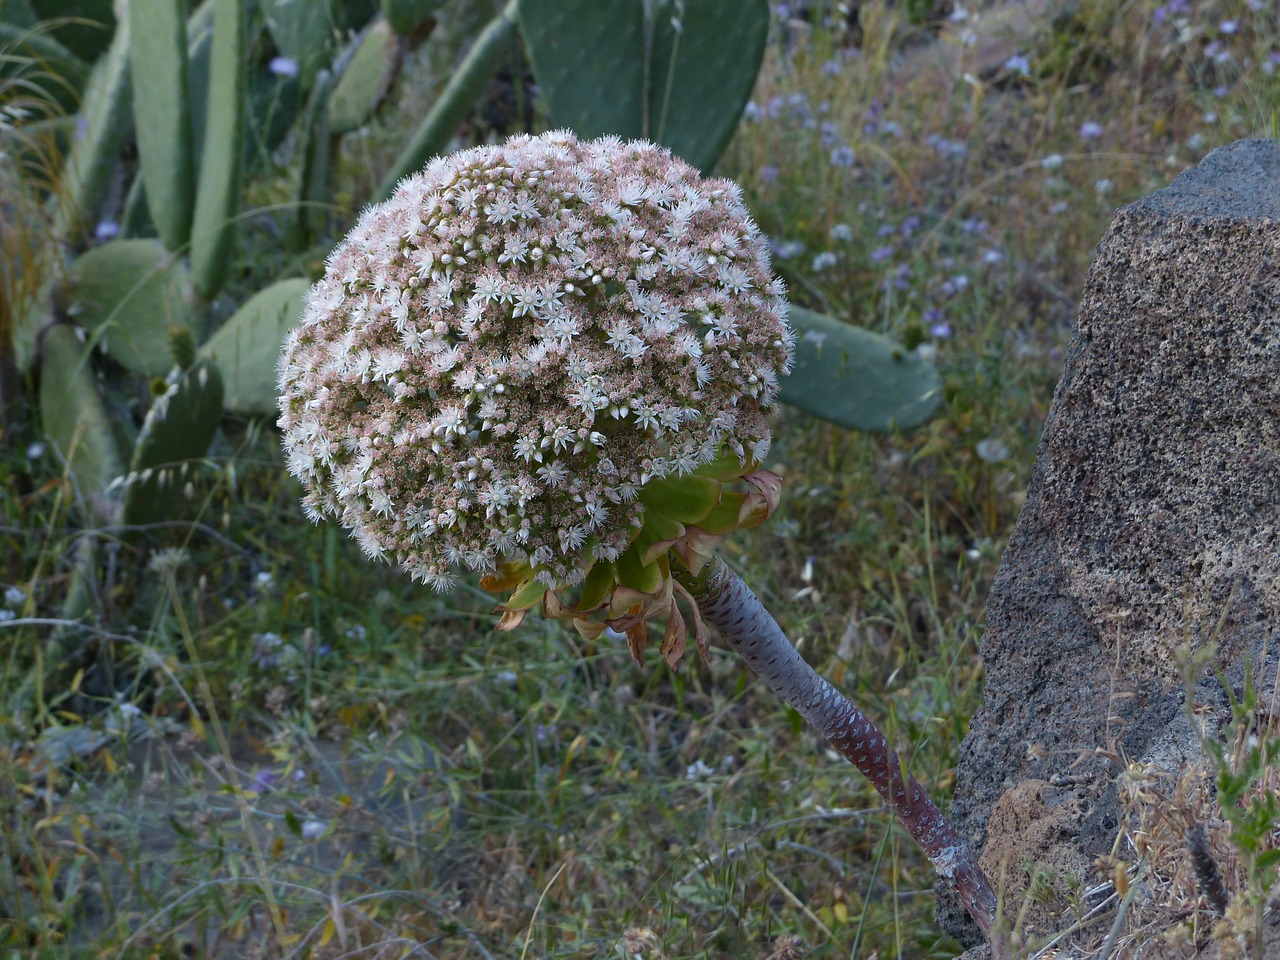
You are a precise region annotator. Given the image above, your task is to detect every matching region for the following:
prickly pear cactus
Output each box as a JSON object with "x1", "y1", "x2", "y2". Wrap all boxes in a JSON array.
[
  {"x1": 644, "y1": 0, "x2": 769, "y2": 174},
  {"x1": 40, "y1": 325, "x2": 125, "y2": 524},
  {"x1": 292, "y1": 67, "x2": 333, "y2": 249},
  {"x1": 200, "y1": 277, "x2": 309, "y2": 416},
  {"x1": 328, "y1": 16, "x2": 397, "y2": 136},
  {"x1": 517, "y1": 0, "x2": 644, "y2": 141},
  {"x1": 518, "y1": 0, "x2": 768, "y2": 173},
  {"x1": 66, "y1": 238, "x2": 202, "y2": 379},
  {"x1": 782, "y1": 306, "x2": 942, "y2": 432},
  {"x1": 52, "y1": 12, "x2": 132, "y2": 244},
  {"x1": 120, "y1": 358, "x2": 224, "y2": 526},
  {"x1": 263, "y1": 0, "x2": 336, "y2": 90},
  {"x1": 128, "y1": 0, "x2": 195, "y2": 252},
  {"x1": 379, "y1": 0, "x2": 438, "y2": 36},
  {"x1": 190, "y1": 0, "x2": 246, "y2": 301}
]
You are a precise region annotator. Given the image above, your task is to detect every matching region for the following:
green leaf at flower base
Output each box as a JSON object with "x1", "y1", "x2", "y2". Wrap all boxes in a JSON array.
[
  {"x1": 781, "y1": 305, "x2": 942, "y2": 432},
  {"x1": 494, "y1": 577, "x2": 549, "y2": 632},
  {"x1": 638, "y1": 475, "x2": 721, "y2": 525},
  {"x1": 694, "y1": 490, "x2": 745, "y2": 535},
  {"x1": 575, "y1": 559, "x2": 616, "y2": 614},
  {"x1": 502, "y1": 577, "x2": 548, "y2": 612},
  {"x1": 693, "y1": 451, "x2": 756, "y2": 482},
  {"x1": 631, "y1": 511, "x2": 685, "y2": 566},
  {"x1": 614, "y1": 542, "x2": 664, "y2": 598}
]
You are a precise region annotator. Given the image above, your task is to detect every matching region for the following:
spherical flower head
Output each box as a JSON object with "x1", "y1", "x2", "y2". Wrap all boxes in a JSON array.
[{"x1": 278, "y1": 131, "x2": 793, "y2": 597}]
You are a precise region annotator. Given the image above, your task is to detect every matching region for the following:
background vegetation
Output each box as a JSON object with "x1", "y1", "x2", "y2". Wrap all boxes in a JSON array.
[{"x1": 2, "y1": 0, "x2": 1278, "y2": 957}]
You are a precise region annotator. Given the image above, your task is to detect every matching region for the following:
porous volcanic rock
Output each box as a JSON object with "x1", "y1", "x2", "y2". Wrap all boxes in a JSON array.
[{"x1": 938, "y1": 139, "x2": 1280, "y2": 949}]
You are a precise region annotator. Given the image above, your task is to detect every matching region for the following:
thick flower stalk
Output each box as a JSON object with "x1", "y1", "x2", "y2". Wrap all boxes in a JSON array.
[{"x1": 278, "y1": 131, "x2": 996, "y2": 936}]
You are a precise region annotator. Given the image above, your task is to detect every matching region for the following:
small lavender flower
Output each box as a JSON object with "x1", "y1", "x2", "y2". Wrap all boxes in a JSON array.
[
  {"x1": 3, "y1": 585, "x2": 24, "y2": 607},
  {"x1": 829, "y1": 144, "x2": 855, "y2": 167},
  {"x1": 772, "y1": 238, "x2": 805, "y2": 260},
  {"x1": 279, "y1": 133, "x2": 792, "y2": 592},
  {"x1": 811, "y1": 251, "x2": 838, "y2": 272},
  {"x1": 976, "y1": 438, "x2": 1010, "y2": 463},
  {"x1": 828, "y1": 223, "x2": 853, "y2": 243},
  {"x1": 1041, "y1": 153, "x2": 1064, "y2": 171},
  {"x1": 1079, "y1": 121, "x2": 1103, "y2": 140},
  {"x1": 1003, "y1": 54, "x2": 1030, "y2": 76},
  {"x1": 268, "y1": 56, "x2": 299, "y2": 78},
  {"x1": 95, "y1": 220, "x2": 120, "y2": 242}
]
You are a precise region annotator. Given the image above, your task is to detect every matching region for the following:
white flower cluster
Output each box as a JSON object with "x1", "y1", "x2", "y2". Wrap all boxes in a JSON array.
[{"x1": 278, "y1": 132, "x2": 793, "y2": 591}]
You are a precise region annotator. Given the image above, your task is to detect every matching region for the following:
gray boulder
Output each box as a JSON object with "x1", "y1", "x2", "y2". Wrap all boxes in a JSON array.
[{"x1": 939, "y1": 139, "x2": 1280, "y2": 949}]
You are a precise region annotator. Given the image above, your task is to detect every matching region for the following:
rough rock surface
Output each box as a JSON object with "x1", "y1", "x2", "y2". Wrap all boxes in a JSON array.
[{"x1": 937, "y1": 139, "x2": 1280, "y2": 949}]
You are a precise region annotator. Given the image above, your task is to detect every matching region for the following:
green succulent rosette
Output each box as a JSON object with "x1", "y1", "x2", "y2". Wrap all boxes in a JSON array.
[{"x1": 485, "y1": 453, "x2": 780, "y2": 667}]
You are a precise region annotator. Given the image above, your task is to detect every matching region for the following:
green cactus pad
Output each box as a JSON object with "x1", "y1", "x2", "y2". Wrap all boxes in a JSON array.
[
  {"x1": 129, "y1": 0, "x2": 194, "y2": 253},
  {"x1": 200, "y1": 277, "x2": 309, "y2": 416},
  {"x1": 781, "y1": 306, "x2": 943, "y2": 432},
  {"x1": 52, "y1": 12, "x2": 132, "y2": 245},
  {"x1": 518, "y1": 0, "x2": 767, "y2": 173},
  {"x1": 67, "y1": 238, "x2": 202, "y2": 379},
  {"x1": 518, "y1": 0, "x2": 644, "y2": 141},
  {"x1": 121, "y1": 358, "x2": 224, "y2": 526},
  {"x1": 292, "y1": 67, "x2": 332, "y2": 249},
  {"x1": 379, "y1": 0, "x2": 438, "y2": 36},
  {"x1": 328, "y1": 16, "x2": 396, "y2": 135},
  {"x1": 263, "y1": 0, "x2": 336, "y2": 90},
  {"x1": 190, "y1": 0, "x2": 245, "y2": 301},
  {"x1": 40, "y1": 325, "x2": 125, "y2": 523},
  {"x1": 373, "y1": 0, "x2": 517, "y2": 203},
  {"x1": 645, "y1": 0, "x2": 768, "y2": 173}
]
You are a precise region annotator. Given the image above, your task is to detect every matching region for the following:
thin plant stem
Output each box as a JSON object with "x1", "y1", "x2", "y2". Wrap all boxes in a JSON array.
[{"x1": 684, "y1": 555, "x2": 998, "y2": 936}]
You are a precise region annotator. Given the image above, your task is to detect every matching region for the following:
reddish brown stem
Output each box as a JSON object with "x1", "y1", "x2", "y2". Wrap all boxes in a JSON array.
[{"x1": 688, "y1": 556, "x2": 997, "y2": 936}]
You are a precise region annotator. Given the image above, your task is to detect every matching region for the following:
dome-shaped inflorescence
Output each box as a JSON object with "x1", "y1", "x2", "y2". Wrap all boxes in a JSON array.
[{"x1": 278, "y1": 131, "x2": 793, "y2": 593}]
